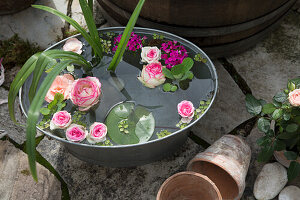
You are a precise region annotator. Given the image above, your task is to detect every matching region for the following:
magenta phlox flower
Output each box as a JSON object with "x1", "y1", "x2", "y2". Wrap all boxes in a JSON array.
[
  {"x1": 112, "y1": 32, "x2": 146, "y2": 52},
  {"x1": 160, "y1": 41, "x2": 188, "y2": 69}
]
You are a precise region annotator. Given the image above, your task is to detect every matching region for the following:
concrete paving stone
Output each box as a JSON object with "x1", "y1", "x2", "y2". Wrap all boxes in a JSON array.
[
  {"x1": 0, "y1": 87, "x2": 27, "y2": 144},
  {"x1": 227, "y1": 11, "x2": 300, "y2": 102},
  {"x1": 0, "y1": 0, "x2": 68, "y2": 49},
  {"x1": 191, "y1": 60, "x2": 252, "y2": 144},
  {"x1": 37, "y1": 136, "x2": 203, "y2": 200},
  {"x1": 0, "y1": 140, "x2": 61, "y2": 200}
]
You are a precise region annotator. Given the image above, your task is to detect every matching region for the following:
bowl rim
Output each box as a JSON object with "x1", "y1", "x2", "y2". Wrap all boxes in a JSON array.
[{"x1": 19, "y1": 26, "x2": 218, "y2": 149}]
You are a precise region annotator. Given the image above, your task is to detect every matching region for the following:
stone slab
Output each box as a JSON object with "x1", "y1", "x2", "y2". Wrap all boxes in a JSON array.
[
  {"x1": 37, "y1": 137, "x2": 202, "y2": 200},
  {"x1": 0, "y1": 0, "x2": 68, "y2": 49},
  {"x1": 0, "y1": 87, "x2": 27, "y2": 144},
  {"x1": 0, "y1": 140, "x2": 61, "y2": 200},
  {"x1": 191, "y1": 60, "x2": 251, "y2": 144},
  {"x1": 228, "y1": 11, "x2": 300, "y2": 102}
]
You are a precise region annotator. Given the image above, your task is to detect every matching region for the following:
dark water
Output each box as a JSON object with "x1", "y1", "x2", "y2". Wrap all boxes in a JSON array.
[{"x1": 21, "y1": 30, "x2": 215, "y2": 144}]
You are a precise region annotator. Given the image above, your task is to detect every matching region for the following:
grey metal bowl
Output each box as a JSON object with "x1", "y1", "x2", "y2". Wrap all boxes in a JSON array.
[{"x1": 19, "y1": 27, "x2": 218, "y2": 167}]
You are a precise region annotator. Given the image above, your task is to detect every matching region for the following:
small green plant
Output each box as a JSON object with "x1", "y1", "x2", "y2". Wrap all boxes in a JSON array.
[
  {"x1": 162, "y1": 57, "x2": 194, "y2": 92},
  {"x1": 245, "y1": 77, "x2": 300, "y2": 181},
  {"x1": 153, "y1": 34, "x2": 164, "y2": 40},
  {"x1": 156, "y1": 130, "x2": 172, "y2": 138},
  {"x1": 39, "y1": 93, "x2": 66, "y2": 129},
  {"x1": 194, "y1": 53, "x2": 207, "y2": 63}
]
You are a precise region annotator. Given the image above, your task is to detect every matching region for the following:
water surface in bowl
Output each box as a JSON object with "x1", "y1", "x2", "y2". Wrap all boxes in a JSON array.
[{"x1": 21, "y1": 30, "x2": 215, "y2": 146}]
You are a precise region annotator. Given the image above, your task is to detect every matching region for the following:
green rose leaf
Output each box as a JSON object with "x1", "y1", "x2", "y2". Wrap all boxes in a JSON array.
[
  {"x1": 274, "y1": 139, "x2": 286, "y2": 151},
  {"x1": 245, "y1": 94, "x2": 262, "y2": 116},
  {"x1": 272, "y1": 109, "x2": 283, "y2": 120},
  {"x1": 256, "y1": 136, "x2": 272, "y2": 146},
  {"x1": 288, "y1": 161, "x2": 300, "y2": 181},
  {"x1": 262, "y1": 103, "x2": 276, "y2": 114},
  {"x1": 257, "y1": 145, "x2": 274, "y2": 162},
  {"x1": 286, "y1": 123, "x2": 299, "y2": 133},
  {"x1": 283, "y1": 112, "x2": 291, "y2": 121},
  {"x1": 163, "y1": 83, "x2": 172, "y2": 92},
  {"x1": 257, "y1": 117, "x2": 271, "y2": 133},
  {"x1": 277, "y1": 131, "x2": 298, "y2": 139},
  {"x1": 284, "y1": 151, "x2": 298, "y2": 160},
  {"x1": 162, "y1": 68, "x2": 174, "y2": 79},
  {"x1": 40, "y1": 107, "x2": 50, "y2": 115},
  {"x1": 273, "y1": 91, "x2": 287, "y2": 103}
]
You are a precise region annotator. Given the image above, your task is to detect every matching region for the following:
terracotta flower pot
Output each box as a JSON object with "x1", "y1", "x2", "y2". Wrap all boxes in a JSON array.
[
  {"x1": 187, "y1": 135, "x2": 251, "y2": 200},
  {"x1": 274, "y1": 151, "x2": 300, "y2": 168},
  {"x1": 156, "y1": 171, "x2": 222, "y2": 200}
]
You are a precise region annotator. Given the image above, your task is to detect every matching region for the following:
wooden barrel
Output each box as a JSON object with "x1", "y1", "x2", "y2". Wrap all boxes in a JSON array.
[
  {"x1": 97, "y1": 0, "x2": 297, "y2": 57},
  {"x1": 0, "y1": 0, "x2": 36, "y2": 15}
]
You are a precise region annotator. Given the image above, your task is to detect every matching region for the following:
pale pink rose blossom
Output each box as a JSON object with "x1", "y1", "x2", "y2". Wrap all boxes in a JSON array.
[
  {"x1": 65, "y1": 124, "x2": 87, "y2": 142},
  {"x1": 289, "y1": 89, "x2": 300, "y2": 107},
  {"x1": 70, "y1": 76, "x2": 101, "y2": 111},
  {"x1": 45, "y1": 74, "x2": 74, "y2": 102},
  {"x1": 63, "y1": 38, "x2": 83, "y2": 54},
  {"x1": 87, "y1": 122, "x2": 107, "y2": 144},
  {"x1": 141, "y1": 46, "x2": 161, "y2": 63},
  {"x1": 50, "y1": 111, "x2": 72, "y2": 130},
  {"x1": 137, "y1": 62, "x2": 166, "y2": 88},
  {"x1": 177, "y1": 100, "x2": 195, "y2": 124}
]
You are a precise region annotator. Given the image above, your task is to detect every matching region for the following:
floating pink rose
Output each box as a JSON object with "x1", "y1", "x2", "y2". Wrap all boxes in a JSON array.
[
  {"x1": 65, "y1": 124, "x2": 87, "y2": 142},
  {"x1": 70, "y1": 76, "x2": 101, "y2": 111},
  {"x1": 45, "y1": 74, "x2": 74, "y2": 103},
  {"x1": 289, "y1": 89, "x2": 300, "y2": 107},
  {"x1": 137, "y1": 62, "x2": 166, "y2": 88},
  {"x1": 87, "y1": 122, "x2": 107, "y2": 144},
  {"x1": 177, "y1": 100, "x2": 195, "y2": 124},
  {"x1": 50, "y1": 111, "x2": 72, "y2": 130},
  {"x1": 141, "y1": 46, "x2": 161, "y2": 63},
  {"x1": 63, "y1": 38, "x2": 83, "y2": 54}
]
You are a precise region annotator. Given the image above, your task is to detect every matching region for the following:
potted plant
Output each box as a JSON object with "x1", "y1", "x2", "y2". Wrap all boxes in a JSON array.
[
  {"x1": 8, "y1": 0, "x2": 217, "y2": 181},
  {"x1": 245, "y1": 77, "x2": 300, "y2": 180}
]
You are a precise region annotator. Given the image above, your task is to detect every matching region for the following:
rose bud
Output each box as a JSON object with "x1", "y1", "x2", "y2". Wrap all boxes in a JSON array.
[
  {"x1": 289, "y1": 89, "x2": 300, "y2": 107},
  {"x1": 50, "y1": 111, "x2": 72, "y2": 130},
  {"x1": 141, "y1": 46, "x2": 161, "y2": 63},
  {"x1": 177, "y1": 100, "x2": 195, "y2": 124},
  {"x1": 65, "y1": 124, "x2": 88, "y2": 142},
  {"x1": 87, "y1": 122, "x2": 107, "y2": 144},
  {"x1": 63, "y1": 38, "x2": 83, "y2": 54},
  {"x1": 137, "y1": 62, "x2": 166, "y2": 88},
  {"x1": 70, "y1": 76, "x2": 101, "y2": 111},
  {"x1": 45, "y1": 74, "x2": 74, "y2": 102}
]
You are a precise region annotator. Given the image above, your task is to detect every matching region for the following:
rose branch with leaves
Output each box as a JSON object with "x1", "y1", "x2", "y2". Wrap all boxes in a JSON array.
[
  {"x1": 245, "y1": 77, "x2": 300, "y2": 180},
  {"x1": 8, "y1": 0, "x2": 146, "y2": 181}
]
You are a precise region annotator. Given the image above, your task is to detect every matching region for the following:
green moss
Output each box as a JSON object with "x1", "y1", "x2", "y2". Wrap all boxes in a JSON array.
[
  {"x1": 0, "y1": 34, "x2": 40, "y2": 69},
  {"x1": 21, "y1": 169, "x2": 30, "y2": 176}
]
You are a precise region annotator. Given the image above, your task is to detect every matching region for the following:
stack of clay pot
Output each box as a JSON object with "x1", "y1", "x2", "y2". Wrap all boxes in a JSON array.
[{"x1": 157, "y1": 135, "x2": 251, "y2": 200}]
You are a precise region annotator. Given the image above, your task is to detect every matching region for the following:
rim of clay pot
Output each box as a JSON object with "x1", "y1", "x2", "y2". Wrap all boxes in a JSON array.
[
  {"x1": 187, "y1": 157, "x2": 240, "y2": 200},
  {"x1": 18, "y1": 26, "x2": 218, "y2": 149},
  {"x1": 156, "y1": 171, "x2": 222, "y2": 200}
]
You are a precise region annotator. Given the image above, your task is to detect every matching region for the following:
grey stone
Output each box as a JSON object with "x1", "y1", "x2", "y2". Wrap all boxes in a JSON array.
[
  {"x1": 191, "y1": 60, "x2": 251, "y2": 144},
  {"x1": 0, "y1": 140, "x2": 61, "y2": 200},
  {"x1": 227, "y1": 11, "x2": 300, "y2": 102},
  {"x1": 279, "y1": 185, "x2": 300, "y2": 200},
  {"x1": 0, "y1": 0, "x2": 68, "y2": 49},
  {"x1": 254, "y1": 162, "x2": 288, "y2": 200},
  {"x1": 37, "y1": 136, "x2": 202, "y2": 200},
  {"x1": 0, "y1": 87, "x2": 27, "y2": 144}
]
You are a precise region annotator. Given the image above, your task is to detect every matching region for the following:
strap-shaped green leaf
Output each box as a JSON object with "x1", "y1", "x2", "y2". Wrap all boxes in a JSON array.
[
  {"x1": 29, "y1": 50, "x2": 92, "y2": 99},
  {"x1": 26, "y1": 60, "x2": 72, "y2": 181},
  {"x1": 79, "y1": 0, "x2": 102, "y2": 57},
  {"x1": 32, "y1": 5, "x2": 102, "y2": 58},
  {"x1": 8, "y1": 52, "x2": 41, "y2": 124},
  {"x1": 108, "y1": 0, "x2": 145, "y2": 71}
]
